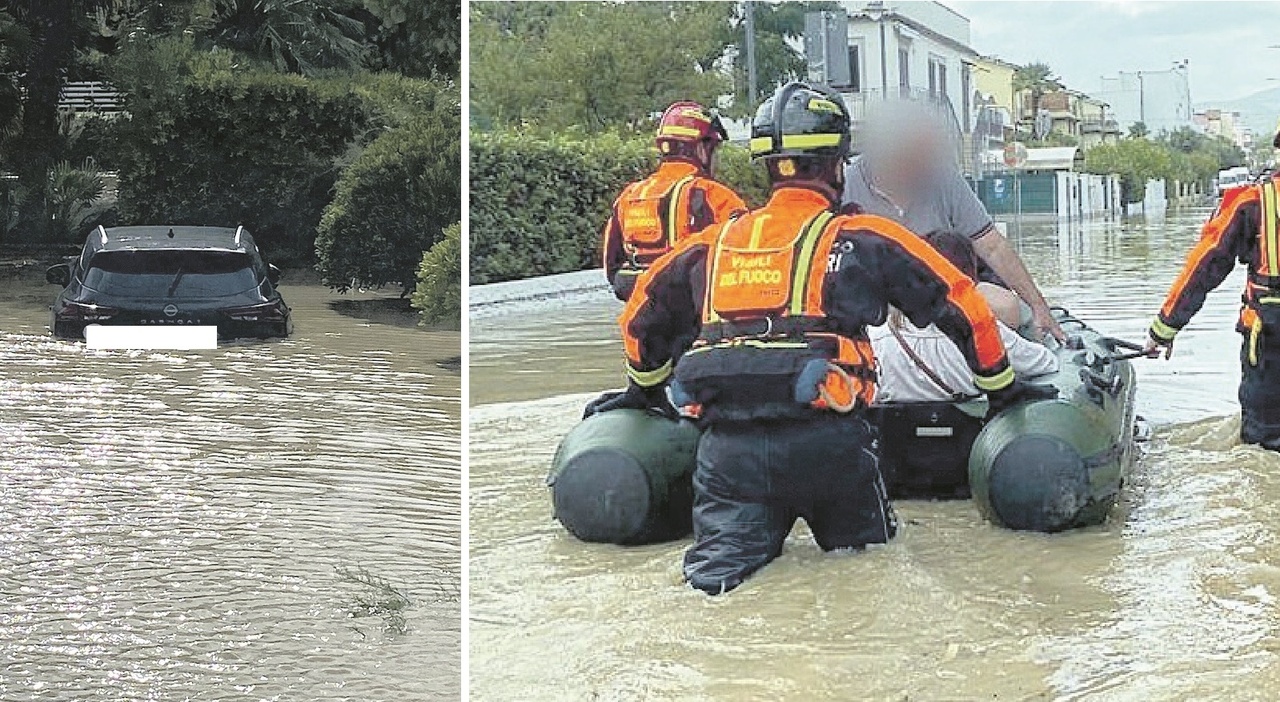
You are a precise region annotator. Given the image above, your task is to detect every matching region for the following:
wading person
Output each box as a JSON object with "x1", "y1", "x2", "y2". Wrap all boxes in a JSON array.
[
  {"x1": 1145, "y1": 128, "x2": 1280, "y2": 450},
  {"x1": 596, "y1": 82, "x2": 1044, "y2": 595},
  {"x1": 845, "y1": 101, "x2": 1065, "y2": 342},
  {"x1": 602, "y1": 101, "x2": 747, "y2": 301}
]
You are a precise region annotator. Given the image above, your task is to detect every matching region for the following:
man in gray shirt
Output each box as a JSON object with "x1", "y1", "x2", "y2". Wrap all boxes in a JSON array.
[{"x1": 843, "y1": 102, "x2": 1065, "y2": 341}]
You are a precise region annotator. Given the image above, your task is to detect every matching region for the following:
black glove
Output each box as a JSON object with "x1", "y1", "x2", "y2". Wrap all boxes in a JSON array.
[
  {"x1": 986, "y1": 380, "x2": 1058, "y2": 420},
  {"x1": 582, "y1": 384, "x2": 676, "y2": 420}
]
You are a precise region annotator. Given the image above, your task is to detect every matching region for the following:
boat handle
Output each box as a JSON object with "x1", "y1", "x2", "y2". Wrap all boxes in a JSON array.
[{"x1": 1080, "y1": 367, "x2": 1123, "y2": 397}]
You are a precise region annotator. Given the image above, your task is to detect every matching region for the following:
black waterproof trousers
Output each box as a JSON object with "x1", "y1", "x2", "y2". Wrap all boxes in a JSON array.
[
  {"x1": 1240, "y1": 331, "x2": 1280, "y2": 451},
  {"x1": 682, "y1": 414, "x2": 897, "y2": 595}
]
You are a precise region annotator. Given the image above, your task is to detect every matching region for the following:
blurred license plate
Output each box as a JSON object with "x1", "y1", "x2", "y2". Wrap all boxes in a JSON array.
[{"x1": 85, "y1": 325, "x2": 218, "y2": 350}]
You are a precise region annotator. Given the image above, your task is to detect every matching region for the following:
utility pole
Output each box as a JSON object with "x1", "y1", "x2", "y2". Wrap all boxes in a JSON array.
[{"x1": 745, "y1": 1, "x2": 758, "y2": 111}]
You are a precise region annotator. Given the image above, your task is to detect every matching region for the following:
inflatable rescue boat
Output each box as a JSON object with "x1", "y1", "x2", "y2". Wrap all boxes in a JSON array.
[{"x1": 548, "y1": 309, "x2": 1139, "y2": 543}]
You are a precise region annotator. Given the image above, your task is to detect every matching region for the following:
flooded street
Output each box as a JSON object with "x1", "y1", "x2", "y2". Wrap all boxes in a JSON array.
[
  {"x1": 0, "y1": 275, "x2": 460, "y2": 700},
  {"x1": 470, "y1": 207, "x2": 1280, "y2": 700}
]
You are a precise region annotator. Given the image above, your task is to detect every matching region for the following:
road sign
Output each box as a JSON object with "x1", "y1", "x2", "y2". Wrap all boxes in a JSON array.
[{"x1": 1003, "y1": 141, "x2": 1028, "y2": 169}]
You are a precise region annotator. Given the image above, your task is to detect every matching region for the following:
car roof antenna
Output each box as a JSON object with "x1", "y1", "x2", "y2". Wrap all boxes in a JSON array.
[{"x1": 167, "y1": 228, "x2": 175, "y2": 238}]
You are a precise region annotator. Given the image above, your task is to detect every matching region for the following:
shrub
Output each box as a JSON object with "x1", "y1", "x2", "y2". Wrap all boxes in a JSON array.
[
  {"x1": 411, "y1": 222, "x2": 460, "y2": 327},
  {"x1": 316, "y1": 114, "x2": 461, "y2": 293},
  {"x1": 469, "y1": 130, "x2": 770, "y2": 284},
  {"x1": 111, "y1": 61, "x2": 364, "y2": 265},
  {"x1": 107, "y1": 38, "x2": 457, "y2": 269}
]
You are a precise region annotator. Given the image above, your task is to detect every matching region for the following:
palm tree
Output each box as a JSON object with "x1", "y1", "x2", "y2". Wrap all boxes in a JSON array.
[
  {"x1": 205, "y1": 0, "x2": 368, "y2": 75},
  {"x1": 1012, "y1": 62, "x2": 1061, "y2": 136}
]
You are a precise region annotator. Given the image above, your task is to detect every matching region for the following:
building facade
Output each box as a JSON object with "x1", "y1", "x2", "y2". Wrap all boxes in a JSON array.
[
  {"x1": 1194, "y1": 108, "x2": 1255, "y2": 152},
  {"x1": 804, "y1": 2, "x2": 980, "y2": 170},
  {"x1": 1096, "y1": 63, "x2": 1193, "y2": 135}
]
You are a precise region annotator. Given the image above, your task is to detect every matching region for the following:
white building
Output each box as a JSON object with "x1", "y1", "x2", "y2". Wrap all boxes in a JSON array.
[
  {"x1": 806, "y1": 2, "x2": 978, "y2": 148},
  {"x1": 1096, "y1": 63, "x2": 1193, "y2": 135}
]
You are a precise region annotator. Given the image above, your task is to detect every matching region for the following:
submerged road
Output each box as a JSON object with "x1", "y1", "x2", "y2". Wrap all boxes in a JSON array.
[
  {"x1": 0, "y1": 276, "x2": 461, "y2": 700},
  {"x1": 470, "y1": 208, "x2": 1280, "y2": 701}
]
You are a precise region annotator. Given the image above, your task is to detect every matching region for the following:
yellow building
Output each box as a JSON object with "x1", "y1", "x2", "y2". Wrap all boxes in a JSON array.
[{"x1": 973, "y1": 55, "x2": 1018, "y2": 115}]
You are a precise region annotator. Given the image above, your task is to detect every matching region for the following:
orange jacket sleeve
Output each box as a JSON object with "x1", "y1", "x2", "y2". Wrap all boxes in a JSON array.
[
  {"x1": 1149, "y1": 186, "x2": 1258, "y2": 342},
  {"x1": 828, "y1": 215, "x2": 1014, "y2": 391},
  {"x1": 618, "y1": 232, "x2": 713, "y2": 387}
]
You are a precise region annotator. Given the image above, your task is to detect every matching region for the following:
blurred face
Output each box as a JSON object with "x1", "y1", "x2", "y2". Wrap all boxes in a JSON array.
[{"x1": 883, "y1": 127, "x2": 946, "y2": 190}]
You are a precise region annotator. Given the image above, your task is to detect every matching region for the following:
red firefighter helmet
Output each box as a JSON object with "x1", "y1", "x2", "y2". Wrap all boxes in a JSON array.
[{"x1": 655, "y1": 101, "x2": 728, "y2": 154}]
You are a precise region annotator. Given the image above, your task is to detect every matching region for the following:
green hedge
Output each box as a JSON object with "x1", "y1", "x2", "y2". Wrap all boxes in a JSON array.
[
  {"x1": 470, "y1": 130, "x2": 770, "y2": 284},
  {"x1": 113, "y1": 69, "x2": 364, "y2": 266},
  {"x1": 107, "y1": 39, "x2": 458, "y2": 269},
  {"x1": 412, "y1": 222, "x2": 461, "y2": 327},
  {"x1": 316, "y1": 114, "x2": 461, "y2": 292}
]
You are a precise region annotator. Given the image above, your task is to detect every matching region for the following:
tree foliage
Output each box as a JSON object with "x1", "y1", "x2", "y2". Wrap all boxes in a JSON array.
[
  {"x1": 721, "y1": 1, "x2": 840, "y2": 116},
  {"x1": 411, "y1": 222, "x2": 460, "y2": 327},
  {"x1": 470, "y1": 2, "x2": 730, "y2": 132},
  {"x1": 1012, "y1": 61, "x2": 1060, "y2": 129},
  {"x1": 316, "y1": 110, "x2": 461, "y2": 293},
  {"x1": 1083, "y1": 127, "x2": 1242, "y2": 203}
]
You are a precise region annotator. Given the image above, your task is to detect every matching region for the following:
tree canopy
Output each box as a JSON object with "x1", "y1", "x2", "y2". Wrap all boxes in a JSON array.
[{"x1": 469, "y1": 1, "x2": 840, "y2": 131}]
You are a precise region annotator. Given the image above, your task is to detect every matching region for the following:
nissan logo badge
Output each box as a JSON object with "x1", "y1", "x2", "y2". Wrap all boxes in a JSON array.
[{"x1": 163, "y1": 304, "x2": 179, "y2": 317}]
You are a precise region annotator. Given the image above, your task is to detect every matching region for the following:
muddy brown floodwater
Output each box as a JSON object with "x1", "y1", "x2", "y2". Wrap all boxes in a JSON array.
[
  {"x1": 470, "y1": 208, "x2": 1280, "y2": 701},
  {"x1": 0, "y1": 271, "x2": 460, "y2": 700}
]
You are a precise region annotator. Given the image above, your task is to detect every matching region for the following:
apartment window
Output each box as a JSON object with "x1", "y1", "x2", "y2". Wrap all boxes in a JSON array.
[
  {"x1": 928, "y1": 56, "x2": 947, "y2": 99},
  {"x1": 848, "y1": 44, "x2": 861, "y2": 93},
  {"x1": 898, "y1": 46, "x2": 910, "y2": 93}
]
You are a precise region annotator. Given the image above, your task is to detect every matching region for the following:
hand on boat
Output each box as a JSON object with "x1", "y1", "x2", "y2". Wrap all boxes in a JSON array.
[
  {"x1": 1032, "y1": 305, "x2": 1068, "y2": 344},
  {"x1": 583, "y1": 384, "x2": 677, "y2": 420},
  {"x1": 985, "y1": 380, "x2": 1059, "y2": 420},
  {"x1": 1143, "y1": 337, "x2": 1174, "y2": 359}
]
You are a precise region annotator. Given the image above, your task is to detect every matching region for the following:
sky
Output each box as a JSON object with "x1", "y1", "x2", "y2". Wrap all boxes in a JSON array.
[{"x1": 944, "y1": 0, "x2": 1280, "y2": 104}]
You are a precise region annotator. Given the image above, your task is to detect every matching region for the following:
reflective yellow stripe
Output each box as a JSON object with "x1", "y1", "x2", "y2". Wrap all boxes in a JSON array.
[
  {"x1": 627, "y1": 359, "x2": 672, "y2": 387},
  {"x1": 1259, "y1": 296, "x2": 1280, "y2": 305},
  {"x1": 1263, "y1": 180, "x2": 1280, "y2": 276},
  {"x1": 686, "y1": 340, "x2": 810, "y2": 355},
  {"x1": 748, "y1": 133, "x2": 844, "y2": 155},
  {"x1": 973, "y1": 366, "x2": 1015, "y2": 392},
  {"x1": 665, "y1": 175, "x2": 696, "y2": 246},
  {"x1": 1150, "y1": 317, "x2": 1179, "y2": 342},
  {"x1": 747, "y1": 214, "x2": 771, "y2": 250},
  {"x1": 702, "y1": 220, "x2": 738, "y2": 325},
  {"x1": 789, "y1": 212, "x2": 835, "y2": 316},
  {"x1": 659, "y1": 125, "x2": 702, "y2": 138}
]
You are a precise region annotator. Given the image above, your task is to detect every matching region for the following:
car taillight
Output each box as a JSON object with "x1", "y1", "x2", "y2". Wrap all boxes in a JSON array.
[
  {"x1": 223, "y1": 302, "x2": 286, "y2": 322},
  {"x1": 59, "y1": 301, "x2": 118, "y2": 322}
]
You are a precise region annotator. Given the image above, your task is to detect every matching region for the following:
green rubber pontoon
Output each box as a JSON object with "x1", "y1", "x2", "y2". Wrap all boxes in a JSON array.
[{"x1": 548, "y1": 309, "x2": 1139, "y2": 543}]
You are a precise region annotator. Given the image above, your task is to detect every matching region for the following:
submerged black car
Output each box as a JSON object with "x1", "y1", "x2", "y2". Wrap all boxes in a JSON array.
[{"x1": 47, "y1": 225, "x2": 292, "y2": 340}]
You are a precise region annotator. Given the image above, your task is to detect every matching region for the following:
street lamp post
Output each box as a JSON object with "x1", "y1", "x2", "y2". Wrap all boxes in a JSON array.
[{"x1": 745, "y1": 1, "x2": 758, "y2": 111}]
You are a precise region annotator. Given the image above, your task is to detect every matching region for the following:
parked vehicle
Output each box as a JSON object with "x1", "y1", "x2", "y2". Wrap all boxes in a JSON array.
[
  {"x1": 47, "y1": 225, "x2": 292, "y2": 340},
  {"x1": 1216, "y1": 166, "x2": 1252, "y2": 197}
]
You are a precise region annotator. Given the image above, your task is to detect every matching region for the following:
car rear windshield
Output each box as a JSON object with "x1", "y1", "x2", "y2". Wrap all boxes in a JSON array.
[{"x1": 82, "y1": 250, "x2": 261, "y2": 298}]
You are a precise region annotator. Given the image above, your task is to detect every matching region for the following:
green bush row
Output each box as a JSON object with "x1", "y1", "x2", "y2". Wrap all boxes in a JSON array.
[
  {"x1": 106, "y1": 38, "x2": 459, "y2": 279},
  {"x1": 469, "y1": 130, "x2": 770, "y2": 284}
]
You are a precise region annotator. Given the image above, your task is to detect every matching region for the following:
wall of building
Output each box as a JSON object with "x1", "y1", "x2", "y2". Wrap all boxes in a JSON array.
[
  {"x1": 973, "y1": 58, "x2": 1016, "y2": 115},
  {"x1": 1097, "y1": 66, "x2": 1192, "y2": 134},
  {"x1": 840, "y1": 1, "x2": 975, "y2": 134}
]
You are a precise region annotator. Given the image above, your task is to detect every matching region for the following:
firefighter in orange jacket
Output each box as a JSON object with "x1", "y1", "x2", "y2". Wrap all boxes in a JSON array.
[
  {"x1": 593, "y1": 82, "x2": 1050, "y2": 595},
  {"x1": 602, "y1": 101, "x2": 747, "y2": 300},
  {"x1": 1145, "y1": 128, "x2": 1280, "y2": 449}
]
